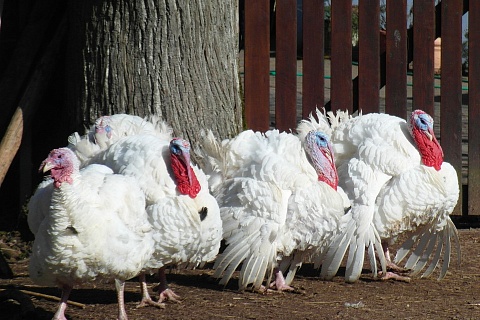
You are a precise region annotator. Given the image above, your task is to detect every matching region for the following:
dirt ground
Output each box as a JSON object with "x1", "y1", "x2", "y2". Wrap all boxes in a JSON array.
[{"x1": 0, "y1": 228, "x2": 479, "y2": 320}]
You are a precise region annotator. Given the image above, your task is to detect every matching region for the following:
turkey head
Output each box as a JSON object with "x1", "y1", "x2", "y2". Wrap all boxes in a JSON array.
[
  {"x1": 304, "y1": 131, "x2": 339, "y2": 190},
  {"x1": 39, "y1": 148, "x2": 79, "y2": 188},
  {"x1": 408, "y1": 110, "x2": 444, "y2": 171},
  {"x1": 169, "y1": 138, "x2": 201, "y2": 198}
]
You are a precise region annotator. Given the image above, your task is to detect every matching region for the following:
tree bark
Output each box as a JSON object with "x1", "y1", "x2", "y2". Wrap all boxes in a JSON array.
[{"x1": 66, "y1": 0, "x2": 243, "y2": 146}]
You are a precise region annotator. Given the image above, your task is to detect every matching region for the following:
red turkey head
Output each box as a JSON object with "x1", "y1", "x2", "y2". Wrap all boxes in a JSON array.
[
  {"x1": 94, "y1": 116, "x2": 113, "y2": 139},
  {"x1": 39, "y1": 148, "x2": 79, "y2": 188},
  {"x1": 408, "y1": 110, "x2": 444, "y2": 171},
  {"x1": 169, "y1": 138, "x2": 201, "y2": 198},
  {"x1": 304, "y1": 130, "x2": 339, "y2": 190}
]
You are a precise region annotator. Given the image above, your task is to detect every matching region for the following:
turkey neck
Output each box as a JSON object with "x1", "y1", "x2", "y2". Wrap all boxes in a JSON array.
[
  {"x1": 411, "y1": 126, "x2": 444, "y2": 171},
  {"x1": 309, "y1": 145, "x2": 338, "y2": 191},
  {"x1": 50, "y1": 167, "x2": 76, "y2": 188},
  {"x1": 170, "y1": 153, "x2": 201, "y2": 198}
]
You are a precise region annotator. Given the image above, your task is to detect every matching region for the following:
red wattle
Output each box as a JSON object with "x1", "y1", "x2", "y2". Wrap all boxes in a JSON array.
[
  {"x1": 318, "y1": 175, "x2": 338, "y2": 191},
  {"x1": 170, "y1": 154, "x2": 201, "y2": 198},
  {"x1": 412, "y1": 128, "x2": 444, "y2": 171}
]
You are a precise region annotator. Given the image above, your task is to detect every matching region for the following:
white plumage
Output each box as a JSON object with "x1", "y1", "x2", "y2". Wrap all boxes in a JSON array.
[
  {"x1": 28, "y1": 148, "x2": 154, "y2": 320},
  {"x1": 27, "y1": 178, "x2": 54, "y2": 237},
  {"x1": 300, "y1": 109, "x2": 460, "y2": 282},
  {"x1": 196, "y1": 129, "x2": 347, "y2": 291},
  {"x1": 28, "y1": 165, "x2": 113, "y2": 237},
  {"x1": 68, "y1": 114, "x2": 172, "y2": 165},
  {"x1": 86, "y1": 132, "x2": 222, "y2": 306}
]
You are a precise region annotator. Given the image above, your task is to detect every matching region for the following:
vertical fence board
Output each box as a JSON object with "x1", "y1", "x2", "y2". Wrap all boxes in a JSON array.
[
  {"x1": 413, "y1": 1, "x2": 435, "y2": 117},
  {"x1": 275, "y1": 0, "x2": 297, "y2": 131},
  {"x1": 302, "y1": 0, "x2": 324, "y2": 119},
  {"x1": 468, "y1": 2, "x2": 480, "y2": 215},
  {"x1": 244, "y1": 0, "x2": 270, "y2": 132},
  {"x1": 386, "y1": 0, "x2": 407, "y2": 119},
  {"x1": 440, "y1": 0, "x2": 463, "y2": 215},
  {"x1": 358, "y1": 0, "x2": 379, "y2": 114},
  {"x1": 330, "y1": 0, "x2": 352, "y2": 113}
]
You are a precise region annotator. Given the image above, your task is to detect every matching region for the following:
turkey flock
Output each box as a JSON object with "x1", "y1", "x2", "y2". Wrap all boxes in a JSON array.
[{"x1": 27, "y1": 110, "x2": 460, "y2": 320}]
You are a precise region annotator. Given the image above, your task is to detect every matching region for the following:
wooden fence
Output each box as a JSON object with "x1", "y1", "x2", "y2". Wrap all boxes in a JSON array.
[{"x1": 242, "y1": 0, "x2": 478, "y2": 217}]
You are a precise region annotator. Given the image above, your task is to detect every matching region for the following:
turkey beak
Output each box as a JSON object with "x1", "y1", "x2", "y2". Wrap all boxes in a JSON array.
[
  {"x1": 40, "y1": 160, "x2": 55, "y2": 173},
  {"x1": 323, "y1": 146, "x2": 333, "y2": 164},
  {"x1": 427, "y1": 127, "x2": 444, "y2": 156},
  {"x1": 328, "y1": 143, "x2": 338, "y2": 170},
  {"x1": 424, "y1": 129, "x2": 433, "y2": 141},
  {"x1": 182, "y1": 151, "x2": 193, "y2": 185},
  {"x1": 322, "y1": 143, "x2": 336, "y2": 166}
]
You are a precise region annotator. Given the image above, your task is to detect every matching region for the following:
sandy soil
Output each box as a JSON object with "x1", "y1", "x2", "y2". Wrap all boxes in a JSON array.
[{"x1": 0, "y1": 228, "x2": 479, "y2": 320}]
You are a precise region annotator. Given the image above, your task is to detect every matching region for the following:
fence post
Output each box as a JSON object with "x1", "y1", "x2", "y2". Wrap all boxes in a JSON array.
[
  {"x1": 358, "y1": 1, "x2": 380, "y2": 114},
  {"x1": 413, "y1": 1, "x2": 435, "y2": 116},
  {"x1": 275, "y1": 0, "x2": 297, "y2": 132},
  {"x1": 468, "y1": 1, "x2": 480, "y2": 215},
  {"x1": 386, "y1": 0, "x2": 407, "y2": 119},
  {"x1": 302, "y1": 0, "x2": 324, "y2": 119},
  {"x1": 440, "y1": 0, "x2": 463, "y2": 215},
  {"x1": 244, "y1": 0, "x2": 270, "y2": 131},
  {"x1": 330, "y1": 0, "x2": 352, "y2": 113}
]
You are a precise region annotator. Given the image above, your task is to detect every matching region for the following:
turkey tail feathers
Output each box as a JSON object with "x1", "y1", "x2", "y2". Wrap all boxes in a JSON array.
[
  {"x1": 320, "y1": 220, "x2": 353, "y2": 280},
  {"x1": 195, "y1": 130, "x2": 226, "y2": 194},
  {"x1": 321, "y1": 210, "x2": 386, "y2": 282},
  {"x1": 213, "y1": 236, "x2": 251, "y2": 286},
  {"x1": 282, "y1": 254, "x2": 303, "y2": 286},
  {"x1": 394, "y1": 216, "x2": 460, "y2": 280},
  {"x1": 213, "y1": 230, "x2": 276, "y2": 291}
]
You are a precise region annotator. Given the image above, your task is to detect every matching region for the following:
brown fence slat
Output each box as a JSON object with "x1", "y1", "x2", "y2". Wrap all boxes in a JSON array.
[
  {"x1": 302, "y1": 0, "x2": 324, "y2": 119},
  {"x1": 413, "y1": 1, "x2": 435, "y2": 117},
  {"x1": 468, "y1": 1, "x2": 480, "y2": 215},
  {"x1": 275, "y1": 0, "x2": 297, "y2": 132},
  {"x1": 358, "y1": 1, "x2": 379, "y2": 114},
  {"x1": 385, "y1": 0, "x2": 407, "y2": 119},
  {"x1": 244, "y1": 0, "x2": 270, "y2": 132},
  {"x1": 330, "y1": 0, "x2": 352, "y2": 113},
  {"x1": 440, "y1": 0, "x2": 463, "y2": 215}
]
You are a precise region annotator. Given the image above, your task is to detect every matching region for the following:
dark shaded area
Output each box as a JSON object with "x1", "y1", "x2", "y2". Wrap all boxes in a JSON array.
[{"x1": 0, "y1": 1, "x2": 70, "y2": 234}]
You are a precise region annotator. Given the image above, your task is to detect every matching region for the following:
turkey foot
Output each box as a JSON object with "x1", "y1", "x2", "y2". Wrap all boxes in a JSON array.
[
  {"x1": 269, "y1": 269, "x2": 294, "y2": 291},
  {"x1": 157, "y1": 288, "x2": 181, "y2": 303},
  {"x1": 377, "y1": 243, "x2": 411, "y2": 282},
  {"x1": 257, "y1": 269, "x2": 294, "y2": 293},
  {"x1": 52, "y1": 285, "x2": 72, "y2": 320},
  {"x1": 378, "y1": 271, "x2": 411, "y2": 282},
  {"x1": 136, "y1": 296, "x2": 166, "y2": 309},
  {"x1": 153, "y1": 267, "x2": 182, "y2": 303},
  {"x1": 379, "y1": 242, "x2": 410, "y2": 274},
  {"x1": 136, "y1": 273, "x2": 166, "y2": 309},
  {"x1": 386, "y1": 261, "x2": 410, "y2": 274}
]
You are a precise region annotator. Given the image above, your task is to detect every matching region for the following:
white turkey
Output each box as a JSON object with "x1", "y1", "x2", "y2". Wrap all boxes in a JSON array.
[
  {"x1": 86, "y1": 133, "x2": 222, "y2": 307},
  {"x1": 27, "y1": 178, "x2": 54, "y2": 236},
  {"x1": 300, "y1": 109, "x2": 460, "y2": 282},
  {"x1": 27, "y1": 163, "x2": 113, "y2": 238},
  {"x1": 28, "y1": 148, "x2": 154, "y2": 320},
  {"x1": 67, "y1": 114, "x2": 172, "y2": 165},
  {"x1": 196, "y1": 129, "x2": 348, "y2": 291}
]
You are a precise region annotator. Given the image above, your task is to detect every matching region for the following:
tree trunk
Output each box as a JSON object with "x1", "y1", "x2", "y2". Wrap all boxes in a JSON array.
[{"x1": 65, "y1": 0, "x2": 243, "y2": 147}]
